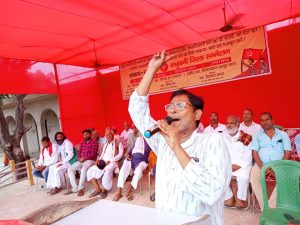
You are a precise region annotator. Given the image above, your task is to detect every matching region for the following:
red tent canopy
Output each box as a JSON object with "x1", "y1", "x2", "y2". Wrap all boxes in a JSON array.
[{"x1": 0, "y1": 0, "x2": 299, "y2": 68}]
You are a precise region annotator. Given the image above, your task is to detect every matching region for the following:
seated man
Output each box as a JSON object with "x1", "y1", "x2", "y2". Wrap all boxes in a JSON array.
[
  {"x1": 33, "y1": 136, "x2": 58, "y2": 182},
  {"x1": 203, "y1": 112, "x2": 226, "y2": 134},
  {"x1": 66, "y1": 129, "x2": 98, "y2": 196},
  {"x1": 223, "y1": 115, "x2": 252, "y2": 209},
  {"x1": 87, "y1": 127, "x2": 124, "y2": 198},
  {"x1": 113, "y1": 136, "x2": 151, "y2": 201},
  {"x1": 47, "y1": 132, "x2": 74, "y2": 195},
  {"x1": 250, "y1": 112, "x2": 291, "y2": 209}
]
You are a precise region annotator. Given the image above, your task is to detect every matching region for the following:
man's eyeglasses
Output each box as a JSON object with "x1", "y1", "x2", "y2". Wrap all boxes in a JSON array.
[{"x1": 164, "y1": 102, "x2": 193, "y2": 112}]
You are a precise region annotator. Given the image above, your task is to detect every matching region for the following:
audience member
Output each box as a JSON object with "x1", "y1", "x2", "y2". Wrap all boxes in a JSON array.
[
  {"x1": 223, "y1": 115, "x2": 252, "y2": 209},
  {"x1": 113, "y1": 137, "x2": 151, "y2": 201},
  {"x1": 66, "y1": 129, "x2": 98, "y2": 196},
  {"x1": 131, "y1": 124, "x2": 141, "y2": 143},
  {"x1": 204, "y1": 112, "x2": 226, "y2": 134},
  {"x1": 120, "y1": 121, "x2": 135, "y2": 152},
  {"x1": 239, "y1": 108, "x2": 261, "y2": 136},
  {"x1": 33, "y1": 136, "x2": 58, "y2": 182},
  {"x1": 250, "y1": 112, "x2": 292, "y2": 208},
  {"x1": 47, "y1": 132, "x2": 73, "y2": 195},
  {"x1": 87, "y1": 127, "x2": 124, "y2": 198}
]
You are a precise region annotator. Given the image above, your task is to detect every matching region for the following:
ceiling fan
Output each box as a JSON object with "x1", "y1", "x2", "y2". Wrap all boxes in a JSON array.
[
  {"x1": 204, "y1": 1, "x2": 244, "y2": 33},
  {"x1": 219, "y1": 6, "x2": 244, "y2": 32},
  {"x1": 91, "y1": 40, "x2": 114, "y2": 69}
]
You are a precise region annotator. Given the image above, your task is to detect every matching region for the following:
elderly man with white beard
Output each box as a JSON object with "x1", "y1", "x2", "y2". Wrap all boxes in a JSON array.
[{"x1": 223, "y1": 115, "x2": 253, "y2": 209}]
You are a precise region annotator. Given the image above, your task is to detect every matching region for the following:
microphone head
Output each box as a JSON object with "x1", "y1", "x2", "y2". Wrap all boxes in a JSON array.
[
  {"x1": 165, "y1": 116, "x2": 173, "y2": 125},
  {"x1": 144, "y1": 130, "x2": 151, "y2": 138}
]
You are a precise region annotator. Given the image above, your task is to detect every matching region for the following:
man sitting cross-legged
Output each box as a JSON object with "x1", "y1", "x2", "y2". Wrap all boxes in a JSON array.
[
  {"x1": 86, "y1": 127, "x2": 124, "y2": 198},
  {"x1": 113, "y1": 136, "x2": 151, "y2": 201}
]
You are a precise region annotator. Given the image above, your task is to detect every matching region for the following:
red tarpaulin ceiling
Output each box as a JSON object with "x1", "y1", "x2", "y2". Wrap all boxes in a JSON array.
[{"x1": 0, "y1": 0, "x2": 299, "y2": 68}]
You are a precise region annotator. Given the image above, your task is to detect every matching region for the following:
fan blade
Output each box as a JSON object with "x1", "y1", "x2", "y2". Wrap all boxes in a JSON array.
[
  {"x1": 227, "y1": 13, "x2": 244, "y2": 25},
  {"x1": 201, "y1": 28, "x2": 221, "y2": 34},
  {"x1": 232, "y1": 25, "x2": 245, "y2": 30}
]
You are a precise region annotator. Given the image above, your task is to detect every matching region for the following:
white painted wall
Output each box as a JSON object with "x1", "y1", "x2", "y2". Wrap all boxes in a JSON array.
[{"x1": 2, "y1": 95, "x2": 60, "y2": 157}]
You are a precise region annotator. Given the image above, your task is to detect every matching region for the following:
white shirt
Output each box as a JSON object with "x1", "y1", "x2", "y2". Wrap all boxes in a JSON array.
[
  {"x1": 100, "y1": 139, "x2": 124, "y2": 162},
  {"x1": 204, "y1": 123, "x2": 226, "y2": 134},
  {"x1": 239, "y1": 121, "x2": 261, "y2": 136},
  {"x1": 37, "y1": 143, "x2": 58, "y2": 166},
  {"x1": 196, "y1": 122, "x2": 205, "y2": 133},
  {"x1": 129, "y1": 90, "x2": 231, "y2": 225},
  {"x1": 222, "y1": 131, "x2": 253, "y2": 178},
  {"x1": 120, "y1": 129, "x2": 134, "y2": 150}
]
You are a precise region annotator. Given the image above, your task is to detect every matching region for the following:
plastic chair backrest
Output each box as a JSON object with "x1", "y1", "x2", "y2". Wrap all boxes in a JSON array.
[{"x1": 260, "y1": 160, "x2": 300, "y2": 210}]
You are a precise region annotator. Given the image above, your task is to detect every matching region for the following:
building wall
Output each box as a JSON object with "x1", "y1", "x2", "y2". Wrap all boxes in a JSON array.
[{"x1": 2, "y1": 94, "x2": 60, "y2": 157}]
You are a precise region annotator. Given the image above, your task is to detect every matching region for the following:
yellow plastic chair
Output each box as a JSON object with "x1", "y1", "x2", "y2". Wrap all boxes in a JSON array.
[{"x1": 260, "y1": 160, "x2": 300, "y2": 225}]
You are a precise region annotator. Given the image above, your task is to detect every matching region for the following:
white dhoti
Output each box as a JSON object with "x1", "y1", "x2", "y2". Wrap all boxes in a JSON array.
[
  {"x1": 117, "y1": 160, "x2": 148, "y2": 190},
  {"x1": 87, "y1": 162, "x2": 117, "y2": 191},
  {"x1": 46, "y1": 162, "x2": 70, "y2": 188},
  {"x1": 225, "y1": 175, "x2": 249, "y2": 201}
]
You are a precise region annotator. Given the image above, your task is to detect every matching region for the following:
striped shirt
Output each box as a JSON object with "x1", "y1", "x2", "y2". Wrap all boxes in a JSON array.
[{"x1": 129, "y1": 90, "x2": 231, "y2": 225}]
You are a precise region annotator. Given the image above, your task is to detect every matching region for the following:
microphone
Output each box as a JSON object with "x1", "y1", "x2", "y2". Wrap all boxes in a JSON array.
[{"x1": 144, "y1": 116, "x2": 175, "y2": 138}]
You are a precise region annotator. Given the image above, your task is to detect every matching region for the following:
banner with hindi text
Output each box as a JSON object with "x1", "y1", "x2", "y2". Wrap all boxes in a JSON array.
[{"x1": 120, "y1": 26, "x2": 271, "y2": 99}]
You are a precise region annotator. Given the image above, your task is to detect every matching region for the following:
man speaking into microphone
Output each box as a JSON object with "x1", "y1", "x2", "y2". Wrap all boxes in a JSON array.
[{"x1": 129, "y1": 51, "x2": 231, "y2": 225}]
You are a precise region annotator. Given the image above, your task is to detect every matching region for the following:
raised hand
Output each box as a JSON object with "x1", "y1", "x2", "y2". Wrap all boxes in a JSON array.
[{"x1": 147, "y1": 50, "x2": 173, "y2": 73}]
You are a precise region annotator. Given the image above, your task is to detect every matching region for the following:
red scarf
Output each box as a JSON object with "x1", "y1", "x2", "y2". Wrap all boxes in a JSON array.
[
  {"x1": 238, "y1": 130, "x2": 252, "y2": 146},
  {"x1": 42, "y1": 142, "x2": 53, "y2": 160}
]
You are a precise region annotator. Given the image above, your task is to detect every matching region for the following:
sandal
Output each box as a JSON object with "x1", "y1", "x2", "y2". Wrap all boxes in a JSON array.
[
  {"x1": 47, "y1": 189, "x2": 54, "y2": 195},
  {"x1": 88, "y1": 190, "x2": 101, "y2": 198},
  {"x1": 77, "y1": 190, "x2": 85, "y2": 197},
  {"x1": 127, "y1": 193, "x2": 134, "y2": 201},
  {"x1": 49, "y1": 188, "x2": 61, "y2": 196}
]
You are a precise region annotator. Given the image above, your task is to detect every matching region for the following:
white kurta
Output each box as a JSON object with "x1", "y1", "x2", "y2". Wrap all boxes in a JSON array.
[
  {"x1": 222, "y1": 131, "x2": 253, "y2": 201},
  {"x1": 87, "y1": 139, "x2": 124, "y2": 190},
  {"x1": 204, "y1": 123, "x2": 226, "y2": 134},
  {"x1": 117, "y1": 136, "x2": 148, "y2": 189},
  {"x1": 129, "y1": 90, "x2": 231, "y2": 225},
  {"x1": 239, "y1": 121, "x2": 261, "y2": 136},
  {"x1": 37, "y1": 143, "x2": 59, "y2": 167},
  {"x1": 46, "y1": 139, "x2": 73, "y2": 189},
  {"x1": 222, "y1": 131, "x2": 253, "y2": 179},
  {"x1": 120, "y1": 129, "x2": 134, "y2": 150}
]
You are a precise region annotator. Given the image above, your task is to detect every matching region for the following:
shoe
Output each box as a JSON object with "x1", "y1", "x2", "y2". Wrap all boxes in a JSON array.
[
  {"x1": 224, "y1": 197, "x2": 235, "y2": 207},
  {"x1": 88, "y1": 190, "x2": 101, "y2": 198},
  {"x1": 77, "y1": 190, "x2": 84, "y2": 197}
]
